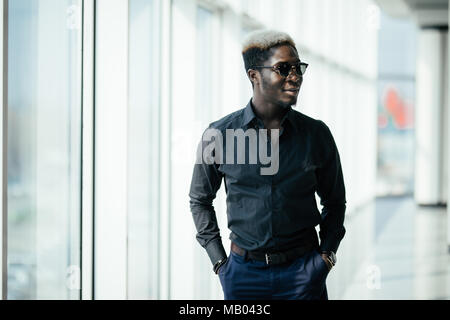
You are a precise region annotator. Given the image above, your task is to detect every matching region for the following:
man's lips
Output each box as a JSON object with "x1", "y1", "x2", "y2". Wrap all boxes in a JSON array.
[{"x1": 283, "y1": 88, "x2": 299, "y2": 95}]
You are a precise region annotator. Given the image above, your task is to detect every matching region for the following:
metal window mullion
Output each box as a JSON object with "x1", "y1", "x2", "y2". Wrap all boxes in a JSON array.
[
  {"x1": 448, "y1": 6, "x2": 450, "y2": 250},
  {"x1": 0, "y1": 0, "x2": 8, "y2": 301},
  {"x1": 81, "y1": 0, "x2": 95, "y2": 300},
  {"x1": 159, "y1": 0, "x2": 172, "y2": 300}
]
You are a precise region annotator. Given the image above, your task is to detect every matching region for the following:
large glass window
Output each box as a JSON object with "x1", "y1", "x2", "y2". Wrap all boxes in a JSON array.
[
  {"x1": 127, "y1": 0, "x2": 160, "y2": 299},
  {"x1": 7, "y1": 0, "x2": 82, "y2": 299},
  {"x1": 193, "y1": 5, "x2": 225, "y2": 299},
  {"x1": 195, "y1": 6, "x2": 214, "y2": 127}
]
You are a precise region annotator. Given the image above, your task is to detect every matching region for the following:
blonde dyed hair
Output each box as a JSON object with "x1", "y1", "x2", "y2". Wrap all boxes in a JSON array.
[{"x1": 242, "y1": 29, "x2": 296, "y2": 54}]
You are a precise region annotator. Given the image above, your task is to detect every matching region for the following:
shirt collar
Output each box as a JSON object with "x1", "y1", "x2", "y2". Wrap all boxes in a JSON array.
[
  {"x1": 241, "y1": 99, "x2": 257, "y2": 128},
  {"x1": 241, "y1": 99, "x2": 297, "y2": 132}
]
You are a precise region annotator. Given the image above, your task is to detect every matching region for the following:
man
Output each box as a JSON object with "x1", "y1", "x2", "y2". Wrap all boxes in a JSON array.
[{"x1": 189, "y1": 29, "x2": 346, "y2": 300}]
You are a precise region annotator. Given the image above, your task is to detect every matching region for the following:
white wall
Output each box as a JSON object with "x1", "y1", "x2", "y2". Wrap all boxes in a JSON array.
[{"x1": 414, "y1": 29, "x2": 447, "y2": 205}]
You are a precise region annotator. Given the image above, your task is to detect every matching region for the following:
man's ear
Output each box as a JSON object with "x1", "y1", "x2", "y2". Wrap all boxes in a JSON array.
[{"x1": 247, "y1": 69, "x2": 259, "y2": 86}]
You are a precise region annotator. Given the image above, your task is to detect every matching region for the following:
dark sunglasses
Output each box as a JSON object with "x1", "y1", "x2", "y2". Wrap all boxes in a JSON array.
[{"x1": 253, "y1": 61, "x2": 308, "y2": 77}]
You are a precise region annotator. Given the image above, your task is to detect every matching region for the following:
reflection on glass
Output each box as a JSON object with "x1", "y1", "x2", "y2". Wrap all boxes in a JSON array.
[
  {"x1": 376, "y1": 13, "x2": 416, "y2": 196},
  {"x1": 128, "y1": 0, "x2": 160, "y2": 299},
  {"x1": 8, "y1": 0, "x2": 82, "y2": 299},
  {"x1": 377, "y1": 83, "x2": 415, "y2": 195}
]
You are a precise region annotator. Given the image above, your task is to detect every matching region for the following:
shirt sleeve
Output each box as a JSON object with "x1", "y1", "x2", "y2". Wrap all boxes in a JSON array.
[
  {"x1": 189, "y1": 128, "x2": 227, "y2": 266},
  {"x1": 315, "y1": 121, "x2": 347, "y2": 254}
]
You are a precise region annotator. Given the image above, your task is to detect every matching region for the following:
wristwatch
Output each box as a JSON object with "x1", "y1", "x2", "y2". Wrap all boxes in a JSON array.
[
  {"x1": 213, "y1": 258, "x2": 228, "y2": 274},
  {"x1": 321, "y1": 251, "x2": 337, "y2": 268}
]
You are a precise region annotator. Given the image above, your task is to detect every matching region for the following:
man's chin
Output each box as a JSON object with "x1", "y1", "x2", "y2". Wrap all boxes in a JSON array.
[{"x1": 280, "y1": 97, "x2": 298, "y2": 108}]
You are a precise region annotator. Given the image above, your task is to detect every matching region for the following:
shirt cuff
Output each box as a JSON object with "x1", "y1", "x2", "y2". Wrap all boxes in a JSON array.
[
  {"x1": 205, "y1": 238, "x2": 227, "y2": 266},
  {"x1": 319, "y1": 227, "x2": 346, "y2": 254}
]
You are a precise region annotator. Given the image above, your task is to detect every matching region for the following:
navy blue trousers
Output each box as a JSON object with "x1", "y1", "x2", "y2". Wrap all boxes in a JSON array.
[{"x1": 218, "y1": 249, "x2": 329, "y2": 300}]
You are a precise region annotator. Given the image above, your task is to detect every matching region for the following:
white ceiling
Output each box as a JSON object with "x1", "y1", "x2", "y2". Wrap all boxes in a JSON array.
[{"x1": 374, "y1": 0, "x2": 448, "y2": 26}]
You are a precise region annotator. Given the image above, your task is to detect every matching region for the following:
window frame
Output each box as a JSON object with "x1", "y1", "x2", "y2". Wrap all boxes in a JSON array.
[
  {"x1": 81, "y1": 0, "x2": 94, "y2": 301},
  {"x1": 1, "y1": 0, "x2": 86, "y2": 300},
  {"x1": 0, "y1": 0, "x2": 8, "y2": 301}
]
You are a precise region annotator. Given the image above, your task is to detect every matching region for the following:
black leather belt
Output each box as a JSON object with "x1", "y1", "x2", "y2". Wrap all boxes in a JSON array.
[{"x1": 231, "y1": 242, "x2": 316, "y2": 265}]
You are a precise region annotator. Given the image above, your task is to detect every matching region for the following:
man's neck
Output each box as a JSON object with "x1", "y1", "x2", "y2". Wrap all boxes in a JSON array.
[{"x1": 251, "y1": 97, "x2": 290, "y2": 124}]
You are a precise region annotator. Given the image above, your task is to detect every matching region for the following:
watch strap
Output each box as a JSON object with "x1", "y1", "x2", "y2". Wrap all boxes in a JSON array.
[
  {"x1": 321, "y1": 251, "x2": 336, "y2": 267},
  {"x1": 213, "y1": 258, "x2": 227, "y2": 274}
]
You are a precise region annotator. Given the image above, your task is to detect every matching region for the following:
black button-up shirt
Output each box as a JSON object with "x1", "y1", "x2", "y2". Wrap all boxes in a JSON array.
[{"x1": 189, "y1": 99, "x2": 346, "y2": 265}]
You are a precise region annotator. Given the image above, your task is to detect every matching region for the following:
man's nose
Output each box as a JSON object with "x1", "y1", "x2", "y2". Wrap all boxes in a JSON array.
[{"x1": 286, "y1": 68, "x2": 301, "y2": 83}]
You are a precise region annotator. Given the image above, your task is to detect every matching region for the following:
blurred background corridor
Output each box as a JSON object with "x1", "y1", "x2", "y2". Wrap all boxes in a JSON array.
[{"x1": 0, "y1": 0, "x2": 449, "y2": 299}]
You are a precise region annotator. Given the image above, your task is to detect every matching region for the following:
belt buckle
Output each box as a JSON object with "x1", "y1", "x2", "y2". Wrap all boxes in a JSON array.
[{"x1": 265, "y1": 253, "x2": 272, "y2": 265}]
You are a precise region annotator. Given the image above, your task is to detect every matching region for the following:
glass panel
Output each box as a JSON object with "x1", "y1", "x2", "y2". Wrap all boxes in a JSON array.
[
  {"x1": 193, "y1": 5, "x2": 215, "y2": 299},
  {"x1": 128, "y1": 0, "x2": 160, "y2": 299},
  {"x1": 195, "y1": 6, "x2": 213, "y2": 127},
  {"x1": 376, "y1": 13, "x2": 416, "y2": 196},
  {"x1": 7, "y1": 0, "x2": 82, "y2": 299}
]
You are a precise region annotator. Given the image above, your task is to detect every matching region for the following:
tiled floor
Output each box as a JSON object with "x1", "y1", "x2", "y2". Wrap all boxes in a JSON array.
[{"x1": 342, "y1": 197, "x2": 450, "y2": 300}]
